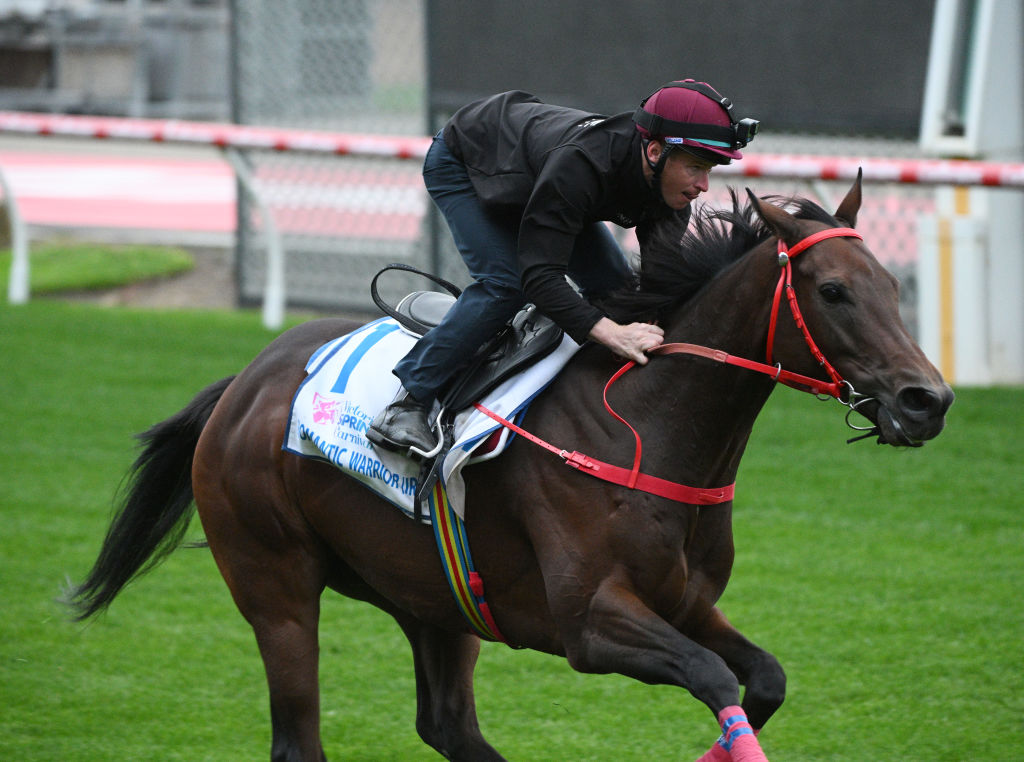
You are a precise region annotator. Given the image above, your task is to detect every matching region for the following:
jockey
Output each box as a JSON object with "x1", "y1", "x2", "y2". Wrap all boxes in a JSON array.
[{"x1": 368, "y1": 79, "x2": 758, "y2": 456}]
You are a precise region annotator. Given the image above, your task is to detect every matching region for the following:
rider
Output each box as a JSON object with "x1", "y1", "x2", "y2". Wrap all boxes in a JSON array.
[{"x1": 368, "y1": 79, "x2": 758, "y2": 455}]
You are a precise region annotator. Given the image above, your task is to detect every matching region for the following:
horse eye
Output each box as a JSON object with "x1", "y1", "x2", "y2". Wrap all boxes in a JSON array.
[{"x1": 820, "y1": 283, "x2": 845, "y2": 303}]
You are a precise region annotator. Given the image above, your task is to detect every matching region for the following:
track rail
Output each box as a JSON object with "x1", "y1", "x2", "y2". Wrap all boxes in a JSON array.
[{"x1": 3, "y1": 111, "x2": 1024, "y2": 188}]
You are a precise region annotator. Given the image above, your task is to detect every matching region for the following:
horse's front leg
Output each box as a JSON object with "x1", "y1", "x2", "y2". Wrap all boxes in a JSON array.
[
  {"x1": 394, "y1": 616, "x2": 506, "y2": 762},
  {"x1": 681, "y1": 605, "x2": 785, "y2": 762},
  {"x1": 554, "y1": 577, "x2": 770, "y2": 762},
  {"x1": 687, "y1": 606, "x2": 786, "y2": 729}
]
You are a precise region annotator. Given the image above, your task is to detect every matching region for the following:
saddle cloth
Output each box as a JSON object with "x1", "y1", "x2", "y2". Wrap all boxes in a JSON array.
[{"x1": 283, "y1": 317, "x2": 581, "y2": 521}]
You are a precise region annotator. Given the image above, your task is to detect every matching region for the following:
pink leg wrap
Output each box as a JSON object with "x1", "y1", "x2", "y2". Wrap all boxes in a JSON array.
[
  {"x1": 693, "y1": 706, "x2": 768, "y2": 762},
  {"x1": 694, "y1": 739, "x2": 731, "y2": 762}
]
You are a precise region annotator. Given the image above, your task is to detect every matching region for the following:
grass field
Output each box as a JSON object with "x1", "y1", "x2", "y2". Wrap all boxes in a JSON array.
[
  {"x1": 0, "y1": 242, "x2": 193, "y2": 295},
  {"x1": 1, "y1": 299, "x2": 1022, "y2": 761}
]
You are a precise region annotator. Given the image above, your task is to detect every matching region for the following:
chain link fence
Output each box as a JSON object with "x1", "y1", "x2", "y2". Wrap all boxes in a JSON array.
[
  {"x1": 231, "y1": 0, "x2": 442, "y2": 312},
  {"x1": 228, "y1": 0, "x2": 933, "y2": 324}
]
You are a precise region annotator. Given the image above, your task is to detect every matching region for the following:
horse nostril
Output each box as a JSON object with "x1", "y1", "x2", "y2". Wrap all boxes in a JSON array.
[{"x1": 898, "y1": 387, "x2": 945, "y2": 419}]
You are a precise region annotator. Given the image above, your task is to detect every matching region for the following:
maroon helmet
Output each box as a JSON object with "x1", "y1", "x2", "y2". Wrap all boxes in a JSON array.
[{"x1": 633, "y1": 80, "x2": 758, "y2": 164}]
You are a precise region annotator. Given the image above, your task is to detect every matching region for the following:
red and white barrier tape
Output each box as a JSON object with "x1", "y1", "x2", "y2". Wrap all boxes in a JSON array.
[
  {"x1": 2, "y1": 111, "x2": 1023, "y2": 188},
  {"x1": 0, "y1": 111, "x2": 431, "y2": 160},
  {"x1": 715, "y1": 153, "x2": 1024, "y2": 188}
]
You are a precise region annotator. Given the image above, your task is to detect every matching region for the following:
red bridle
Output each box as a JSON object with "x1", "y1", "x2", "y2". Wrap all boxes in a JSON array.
[
  {"x1": 766, "y1": 227, "x2": 863, "y2": 396},
  {"x1": 474, "y1": 226, "x2": 865, "y2": 505},
  {"x1": 643, "y1": 226, "x2": 863, "y2": 399}
]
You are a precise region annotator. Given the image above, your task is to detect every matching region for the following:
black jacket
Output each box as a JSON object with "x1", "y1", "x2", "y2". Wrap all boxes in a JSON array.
[{"x1": 443, "y1": 90, "x2": 689, "y2": 343}]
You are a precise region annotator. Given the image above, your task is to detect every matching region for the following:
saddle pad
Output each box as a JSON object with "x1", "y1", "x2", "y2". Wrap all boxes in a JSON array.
[{"x1": 283, "y1": 318, "x2": 581, "y2": 521}]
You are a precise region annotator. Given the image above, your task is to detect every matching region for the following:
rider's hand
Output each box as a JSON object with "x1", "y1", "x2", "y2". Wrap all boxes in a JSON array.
[{"x1": 587, "y1": 317, "x2": 664, "y2": 365}]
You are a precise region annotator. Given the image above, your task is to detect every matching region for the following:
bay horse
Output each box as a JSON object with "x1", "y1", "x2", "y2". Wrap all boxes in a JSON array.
[{"x1": 69, "y1": 175, "x2": 953, "y2": 761}]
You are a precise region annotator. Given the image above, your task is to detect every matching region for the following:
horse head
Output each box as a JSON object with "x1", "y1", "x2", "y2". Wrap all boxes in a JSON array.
[{"x1": 748, "y1": 172, "x2": 954, "y2": 446}]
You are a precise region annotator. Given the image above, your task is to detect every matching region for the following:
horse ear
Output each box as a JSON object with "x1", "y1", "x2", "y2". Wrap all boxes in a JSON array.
[
  {"x1": 834, "y1": 168, "x2": 863, "y2": 228},
  {"x1": 746, "y1": 188, "x2": 803, "y2": 246}
]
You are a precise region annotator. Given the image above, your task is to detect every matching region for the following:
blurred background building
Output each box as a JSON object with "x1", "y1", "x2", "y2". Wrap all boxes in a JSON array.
[{"x1": 0, "y1": 0, "x2": 231, "y2": 119}]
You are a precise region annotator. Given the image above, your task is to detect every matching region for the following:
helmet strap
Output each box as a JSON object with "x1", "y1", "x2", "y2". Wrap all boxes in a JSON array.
[{"x1": 644, "y1": 139, "x2": 674, "y2": 195}]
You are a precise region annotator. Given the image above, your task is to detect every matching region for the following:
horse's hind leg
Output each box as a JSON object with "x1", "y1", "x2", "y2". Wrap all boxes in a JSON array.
[
  {"x1": 253, "y1": 589, "x2": 326, "y2": 762},
  {"x1": 198, "y1": 497, "x2": 328, "y2": 761},
  {"x1": 396, "y1": 618, "x2": 505, "y2": 761}
]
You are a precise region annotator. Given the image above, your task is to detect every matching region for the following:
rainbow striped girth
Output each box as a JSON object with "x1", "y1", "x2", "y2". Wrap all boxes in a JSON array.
[{"x1": 427, "y1": 479, "x2": 507, "y2": 644}]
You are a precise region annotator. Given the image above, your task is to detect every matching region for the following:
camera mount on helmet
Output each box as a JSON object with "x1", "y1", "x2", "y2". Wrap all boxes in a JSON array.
[{"x1": 632, "y1": 81, "x2": 759, "y2": 151}]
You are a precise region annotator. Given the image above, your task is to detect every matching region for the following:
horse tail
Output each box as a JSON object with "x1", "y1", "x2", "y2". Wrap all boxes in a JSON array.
[{"x1": 66, "y1": 375, "x2": 235, "y2": 621}]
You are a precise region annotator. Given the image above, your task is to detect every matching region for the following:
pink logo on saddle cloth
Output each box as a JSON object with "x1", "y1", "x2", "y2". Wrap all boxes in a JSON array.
[{"x1": 311, "y1": 392, "x2": 339, "y2": 425}]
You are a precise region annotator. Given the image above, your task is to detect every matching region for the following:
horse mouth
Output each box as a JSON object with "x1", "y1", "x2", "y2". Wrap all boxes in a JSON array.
[
  {"x1": 848, "y1": 404, "x2": 922, "y2": 447},
  {"x1": 846, "y1": 393, "x2": 950, "y2": 448},
  {"x1": 874, "y1": 405, "x2": 925, "y2": 447}
]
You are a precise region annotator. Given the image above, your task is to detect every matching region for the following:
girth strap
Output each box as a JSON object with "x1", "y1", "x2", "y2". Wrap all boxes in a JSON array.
[{"x1": 427, "y1": 479, "x2": 508, "y2": 643}]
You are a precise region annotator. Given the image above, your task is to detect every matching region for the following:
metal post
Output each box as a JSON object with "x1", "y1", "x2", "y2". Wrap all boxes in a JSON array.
[
  {"x1": 224, "y1": 148, "x2": 285, "y2": 330},
  {"x1": 422, "y1": 0, "x2": 444, "y2": 283},
  {"x1": 1, "y1": 165, "x2": 30, "y2": 304}
]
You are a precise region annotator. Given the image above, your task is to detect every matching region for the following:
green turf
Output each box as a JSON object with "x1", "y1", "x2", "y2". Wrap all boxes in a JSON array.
[
  {"x1": 0, "y1": 241, "x2": 193, "y2": 295},
  {"x1": 1, "y1": 300, "x2": 1021, "y2": 760}
]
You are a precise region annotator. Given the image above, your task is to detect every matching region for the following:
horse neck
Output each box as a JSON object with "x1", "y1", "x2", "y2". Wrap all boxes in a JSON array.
[
  {"x1": 624, "y1": 243, "x2": 781, "y2": 484},
  {"x1": 668, "y1": 241, "x2": 779, "y2": 355}
]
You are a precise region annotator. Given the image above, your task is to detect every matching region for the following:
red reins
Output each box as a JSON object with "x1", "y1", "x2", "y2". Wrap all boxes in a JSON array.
[
  {"x1": 475, "y1": 226, "x2": 863, "y2": 506},
  {"x1": 656, "y1": 227, "x2": 864, "y2": 399},
  {"x1": 473, "y1": 400, "x2": 735, "y2": 504}
]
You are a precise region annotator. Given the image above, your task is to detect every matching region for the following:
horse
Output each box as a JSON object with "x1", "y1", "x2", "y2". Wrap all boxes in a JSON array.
[{"x1": 68, "y1": 174, "x2": 953, "y2": 762}]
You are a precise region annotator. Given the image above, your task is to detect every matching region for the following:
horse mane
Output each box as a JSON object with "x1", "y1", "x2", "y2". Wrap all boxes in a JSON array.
[{"x1": 597, "y1": 190, "x2": 840, "y2": 323}]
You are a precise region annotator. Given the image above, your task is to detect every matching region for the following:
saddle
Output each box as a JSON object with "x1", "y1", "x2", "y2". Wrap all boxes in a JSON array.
[{"x1": 371, "y1": 264, "x2": 565, "y2": 519}]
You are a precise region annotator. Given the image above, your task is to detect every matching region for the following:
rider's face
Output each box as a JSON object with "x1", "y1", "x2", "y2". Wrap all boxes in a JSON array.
[{"x1": 646, "y1": 142, "x2": 714, "y2": 210}]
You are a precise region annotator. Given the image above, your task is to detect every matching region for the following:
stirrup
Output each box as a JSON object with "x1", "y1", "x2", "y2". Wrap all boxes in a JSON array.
[{"x1": 409, "y1": 407, "x2": 445, "y2": 460}]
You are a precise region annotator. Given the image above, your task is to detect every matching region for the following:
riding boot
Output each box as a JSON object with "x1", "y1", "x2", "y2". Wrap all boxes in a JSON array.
[{"x1": 367, "y1": 391, "x2": 437, "y2": 455}]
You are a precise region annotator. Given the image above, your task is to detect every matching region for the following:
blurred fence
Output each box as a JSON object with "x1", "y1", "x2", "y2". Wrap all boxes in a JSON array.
[
  {"x1": 5, "y1": 110, "x2": 1024, "y2": 327},
  {"x1": 0, "y1": 0, "x2": 995, "y2": 324},
  {"x1": 224, "y1": 0, "x2": 945, "y2": 320},
  {"x1": 4, "y1": 0, "x2": 1022, "y2": 383},
  {"x1": 230, "y1": 0, "x2": 432, "y2": 311},
  {"x1": 5, "y1": 109, "x2": 1024, "y2": 382}
]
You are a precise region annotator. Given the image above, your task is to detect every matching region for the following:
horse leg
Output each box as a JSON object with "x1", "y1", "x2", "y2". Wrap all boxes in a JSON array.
[
  {"x1": 199, "y1": 501, "x2": 328, "y2": 761},
  {"x1": 253, "y1": 593, "x2": 326, "y2": 762},
  {"x1": 687, "y1": 607, "x2": 785, "y2": 762},
  {"x1": 556, "y1": 581, "x2": 770, "y2": 762},
  {"x1": 396, "y1": 617, "x2": 505, "y2": 762},
  {"x1": 690, "y1": 606, "x2": 786, "y2": 728}
]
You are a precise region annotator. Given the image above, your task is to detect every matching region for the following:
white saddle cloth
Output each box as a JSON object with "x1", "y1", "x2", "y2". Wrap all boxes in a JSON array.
[{"x1": 283, "y1": 318, "x2": 580, "y2": 521}]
